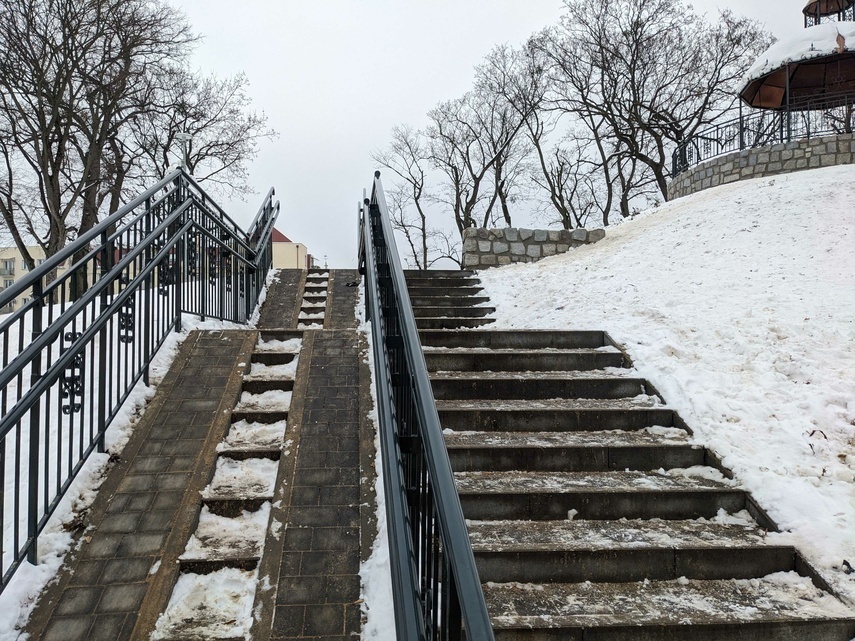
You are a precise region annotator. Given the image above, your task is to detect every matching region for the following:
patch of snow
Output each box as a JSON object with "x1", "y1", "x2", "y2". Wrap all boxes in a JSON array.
[
  {"x1": 182, "y1": 503, "x2": 270, "y2": 559},
  {"x1": 150, "y1": 567, "x2": 258, "y2": 640},
  {"x1": 357, "y1": 284, "x2": 397, "y2": 641},
  {"x1": 236, "y1": 389, "x2": 292, "y2": 412},
  {"x1": 202, "y1": 457, "x2": 278, "y2": 498},
  {"x1": 478, "y1": 165, "x2": 855, "y2": 602}
]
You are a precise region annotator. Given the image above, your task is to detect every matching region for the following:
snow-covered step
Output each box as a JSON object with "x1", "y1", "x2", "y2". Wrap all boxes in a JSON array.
[
  {"x1": 405, "y1": 275, "x2": 482, "y2": 288},
  {"x1": 180, "y1": 503, "x2": 270, "y2": 569},
  {"x1": 445, "y1": 428, "x2": 702, "y2": 472},
  {"x1": 468, "y1": 517, "x2": 796, "y2": 583},
  {"x1": 234, "y1": 389, "x2": 292, "y2": 414},
  {"x1": 431, "y1": 373, "x2": 647, "y2": 401},
  {"x1": 218, "y1": 419, "x2": 288, "y2": 453},
  {"x1": 151, "y1": 567, "x2": 258, "y2": 641},
  {"x1": 412, "y1": 305, "x2": 495, "y2": 318},
  {"x1": 455, "y1": 469, "x2": 746, "y2": 521},
  {"x1": 419, "y1": 329, "x2": 612, "y2": 350},
  {"x1": 407, "y1": 285, "x2": 485, "y2": 298},
  {"x1": 410, "y1": 295, "x2": 493, "y2": 307},
  {"x1": 245, "y1": 359, "x2": 299, "y2": 381},
  {"x1": 256, "y1": 335, "x2": 302, "y2": 353},
  {"x1": 416, "y1": 316, "x2": 495, "y2": 330},
  {"x1": 484, "y1": 574, "x2": 855, "y2": 641},
  {"x1": 201, "y1": 456, "x2": 278, "y2": 503},
  {"x1": 424, "y1": 348, "x2": 626, "y2": 372},
  {"x1": 437, "y1": 398, "x2": 678, "y2": 433}
]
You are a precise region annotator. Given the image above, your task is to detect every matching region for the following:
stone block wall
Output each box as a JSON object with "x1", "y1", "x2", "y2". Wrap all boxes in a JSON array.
[
  {"x1": 669, "y1": 133, "x2": 855, "y2": 200},
  {"x1": 462, "y1": 227, "x2": 605, "y2": 268}
]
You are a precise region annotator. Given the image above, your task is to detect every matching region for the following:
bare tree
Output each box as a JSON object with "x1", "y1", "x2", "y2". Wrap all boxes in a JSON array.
[
  {"x1": 372, "y1": 125, "x2": 432, "y2": 268},
  {"x1": 544, "y1": 0, "x2": 771, "y2": 201},
  {"x1": 0, "y1": 0, "x2": 194, "y2": 271}
]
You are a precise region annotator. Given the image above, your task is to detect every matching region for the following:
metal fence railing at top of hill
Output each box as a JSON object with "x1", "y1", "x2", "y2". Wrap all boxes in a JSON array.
[
  {"x1": 0, "y1": 168, "x2": 279, "y2": 593},
  {"x1": 359, "y1": 171, "x2": 495, "y2": 641},
  {"x1": 672, "y1": 95, "x2": 855, "y2": 177}
]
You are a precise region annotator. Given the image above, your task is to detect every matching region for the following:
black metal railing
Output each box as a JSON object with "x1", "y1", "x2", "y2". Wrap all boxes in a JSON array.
[
  {"x1": 0, "y1": 168, "x2": 278, "y2": 593},
  {"x1": 672, "y1": 96, "x2": 855, "y2": 176},
  {"x1": 359, "y1": 171, "x2": 494, "y2": 641}
]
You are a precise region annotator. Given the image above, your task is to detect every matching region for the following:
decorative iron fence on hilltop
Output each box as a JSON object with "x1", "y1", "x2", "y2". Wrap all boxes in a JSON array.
[{"x1": 673, "y1": 95, "x2": 855, "y2": 176}]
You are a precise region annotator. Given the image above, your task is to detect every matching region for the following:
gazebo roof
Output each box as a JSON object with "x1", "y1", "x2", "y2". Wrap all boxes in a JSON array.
[
  {"x1": 803, "y1": 0, "x2": 855, "y2": 18},
  {"x1": 739, "y1": 22, "x2": 855, "y2": 109}
]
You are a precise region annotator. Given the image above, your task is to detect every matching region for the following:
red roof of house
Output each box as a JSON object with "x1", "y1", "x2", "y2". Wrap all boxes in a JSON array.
[{"x1": 271, "y1": 228, "x2": 293, "y2": 243}]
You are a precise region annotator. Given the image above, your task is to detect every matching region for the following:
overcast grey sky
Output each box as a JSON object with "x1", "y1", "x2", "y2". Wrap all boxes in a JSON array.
[{"x1": 173, "y1": 0, "x2": 805, "y2": 267}]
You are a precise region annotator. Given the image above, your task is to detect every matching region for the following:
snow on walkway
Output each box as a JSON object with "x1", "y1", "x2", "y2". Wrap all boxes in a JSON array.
[{"x1": 478, "y1": 165, "x2": 855, "y2": 603}]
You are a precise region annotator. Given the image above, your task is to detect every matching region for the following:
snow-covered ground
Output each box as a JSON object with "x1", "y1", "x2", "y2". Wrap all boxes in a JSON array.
[{"x1": 478, "y1": 165, "x2": 855, "y2": 603}]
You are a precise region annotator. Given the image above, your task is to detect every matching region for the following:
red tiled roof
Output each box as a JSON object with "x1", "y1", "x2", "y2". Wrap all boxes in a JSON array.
[{"x1": 271, "y1": 228, "x2": 293, "y2": 243}]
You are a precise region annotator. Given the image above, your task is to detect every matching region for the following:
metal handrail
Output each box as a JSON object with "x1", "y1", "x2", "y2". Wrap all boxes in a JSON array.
[
  {"x1": 360, "y1": 171, "x2": 494, "y2": 641},
  {"x1": 0, "y1": 171, "x2": 279, "y2": 594},
  {"x1": 673, "y1": 94, "x2": 855, "y2": 176}
]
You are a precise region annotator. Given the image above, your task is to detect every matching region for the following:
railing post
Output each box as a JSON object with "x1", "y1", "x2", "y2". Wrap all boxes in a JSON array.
[
  {"x1": 27, "y1": 279, "x2": 44, "y2": 565},
  {"x1": 739, "y1": 100, "x2": 745, "y2": 150},
  {"x1": 97, "y1": 231, "x2": 110, "y2": 453},
  {"x1": 143, "y1": 197, "x2": 152, "y2": 386}
]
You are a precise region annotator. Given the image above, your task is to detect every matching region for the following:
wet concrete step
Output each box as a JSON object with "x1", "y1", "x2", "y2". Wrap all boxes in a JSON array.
[
  {"x1": 484, "y1": 576, "x2": 855, "y2": 641},
  {"x1": 403, "y1": 269, "x2": 475, "y2": 277},
  {"x1": 405, "y1": 276, "x2": 483, "y2": 288},
  {"x1": 241, "y1": 379, "x2": 295, "y2": 394},
  {"x1": 412, "y1": 305, "x2": 495, "y2": 319},
  {"x1": 416, "y1": 317, "x2": 495, "y2": 330},
  {"x1": 409, "y1": 295, "x2": 492, "y2": 308},
  {"x1": 251, "y1": 351, "x2": 297, "y2": 366},
  {"x1": 445, "y1": 429, "x2": 702, "y2": 472},
  {"x1": 408, "y1": 286, "x2": 485, "y2": 298},
  {"x1": 425, "y1": 348, "x2": 626, "y2": 372},
  {"x1": 430, "y1": 374, "x2": 647, "y2": 401},
  {"x1": 437, "y1": 398, "x2": 678, "y2": 433},
  {"x1": 419, "y1": 329, "x2": 611, "y2": 349},
  {"x1": 469, "y1": 518, "x2": 795, "y2": 583},
  {"x1": 455, "y1": 469, "x2": 745, "y2": 520}
]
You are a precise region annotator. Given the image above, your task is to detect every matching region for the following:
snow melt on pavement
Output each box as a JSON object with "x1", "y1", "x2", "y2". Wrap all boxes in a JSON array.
[{"x1": 478, "y1": 165, "x2": 855, "y2": 603}]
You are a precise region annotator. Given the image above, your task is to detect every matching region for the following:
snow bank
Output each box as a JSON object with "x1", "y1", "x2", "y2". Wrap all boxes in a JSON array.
[{"x1": 479, "y1": 164, "x2": 855, "y2": 603}]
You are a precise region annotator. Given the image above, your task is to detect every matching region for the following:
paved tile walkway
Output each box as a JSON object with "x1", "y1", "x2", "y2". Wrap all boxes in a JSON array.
[
  {"x1": 25, "y1": 269, "x2": 371, "y2": 641},
  {"x1": 25, "y1": 330, "x2": 256, "y2": 641},
  {"x1": 269, "y1": 329, "x2": 363, "y2": 640}
]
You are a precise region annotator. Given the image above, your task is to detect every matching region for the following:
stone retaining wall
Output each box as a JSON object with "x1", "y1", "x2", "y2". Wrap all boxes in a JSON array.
[
  {"x1": 669, "y1": 133, "x2": 855, "y2": 200},
  {"x1": 462, "y1": 227, "x2": 605, "y2": 268}
]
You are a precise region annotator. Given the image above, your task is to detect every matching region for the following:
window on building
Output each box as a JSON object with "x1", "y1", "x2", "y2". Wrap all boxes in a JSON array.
[{"x1": 3, "y1": 279, "x2": 14, "y2": 288}]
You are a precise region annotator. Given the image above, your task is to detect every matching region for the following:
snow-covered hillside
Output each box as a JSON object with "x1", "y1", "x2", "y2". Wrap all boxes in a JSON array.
[{"x1": 479, "y1": 165, "x2": 855, "y2": 603}]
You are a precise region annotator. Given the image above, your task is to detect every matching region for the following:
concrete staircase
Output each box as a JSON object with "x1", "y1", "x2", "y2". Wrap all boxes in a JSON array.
[{"x1": 406, "y1": 269, "x2": 855, "y2": 641}]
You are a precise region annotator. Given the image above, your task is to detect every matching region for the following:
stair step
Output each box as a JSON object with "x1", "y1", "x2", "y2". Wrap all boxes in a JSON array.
[
  {"x1": 437, "y1": 399, "x2": 676, "y2": 432},
  {"x1": 405, "y1": 276, "x2": 483, "y2": 288},
  {"x1": 456, "y1": 469, "x2": 745, "y2": 520},
  {"x1": 431, "y1": 375, "x2": 647, "y2": 401},
  {"x1": 241, "y1": 379, "x2": 295, "y2": 394},
  {"x1": 419, "y1": 329, "x2": 610, "y2": 349},
  {"x1": 425, "y1": 348, "x2": 626, "y2": 372},
  {"x1": 416, "y1": 317, "x2": 495, "y2": 330},
  {"x1": 230, "y1": 410, "x2": 289, "y2": 424},
  {"x1": 412, "y1": 305, "x2": 495, "y2": 318},
  {"x1": 446, "y1": 429, "x2": 701, "y2": 472},
  {"x1": 408, "y1": 286, "x2": 485, "y2": 298},
  {"x1": 403, "y1": 269, "x2": 475, "y2": 277},
  {"x1": 409, "y1": 295, "x2": 492, "y2": 307},
  {"x1": 251, "y1": 351, "x2": 297, "y2": 366},
  {"x1": 484, "y1": 575, "x2": 855, "y2": 641},
  {"x1": 178, "y1": 503, "x2": 269, "y2": 567},
  {"x1": 468, "y1": 519, "x2": 794, "y2": 583}
]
